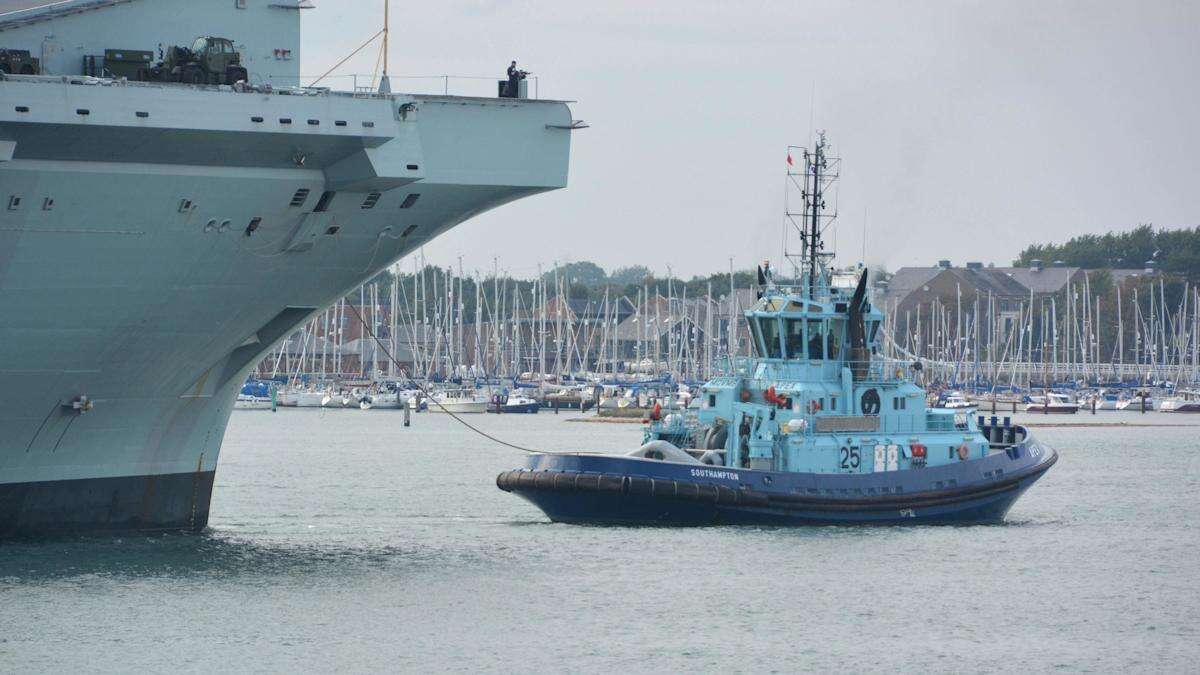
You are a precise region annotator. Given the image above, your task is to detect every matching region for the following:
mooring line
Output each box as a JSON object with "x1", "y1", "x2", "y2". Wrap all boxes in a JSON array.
[{"x1": 345, "y1": 301, "x2": 547, "y2": 454}]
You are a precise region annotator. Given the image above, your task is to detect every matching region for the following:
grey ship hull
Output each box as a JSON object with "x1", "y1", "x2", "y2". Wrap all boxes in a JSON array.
[{"x1": 0, "y1": 77, "x2": 573, "y2": 536}]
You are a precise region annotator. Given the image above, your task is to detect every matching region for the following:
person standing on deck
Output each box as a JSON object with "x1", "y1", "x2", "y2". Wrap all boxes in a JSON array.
[{"x1": 504, "y1": 60, "x2": 527, "y2": 97}]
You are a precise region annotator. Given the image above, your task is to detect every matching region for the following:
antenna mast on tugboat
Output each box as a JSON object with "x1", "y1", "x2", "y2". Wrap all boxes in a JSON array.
[{"x1": 784, "y1": 132, "x2": 840, "y2": 298}]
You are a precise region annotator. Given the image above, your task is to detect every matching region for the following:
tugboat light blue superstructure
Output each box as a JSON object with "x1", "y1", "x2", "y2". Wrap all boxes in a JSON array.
[{"x1": 499, "y1": 134, "x2": 1057, "y2": 525}]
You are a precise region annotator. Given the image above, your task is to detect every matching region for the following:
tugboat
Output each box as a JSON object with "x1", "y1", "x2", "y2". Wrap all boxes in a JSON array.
[{"x1": 497, "y1": 134, "x2": 1057, "y2": 525}]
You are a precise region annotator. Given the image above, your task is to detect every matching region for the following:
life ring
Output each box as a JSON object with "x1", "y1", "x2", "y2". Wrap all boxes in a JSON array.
[
  {"x1": 808, "y1": 399, "x2": 822, "y2": 414},
  {"x1": 957, "y1": 443, "x2": 970, "y2": 460},
  {"x1": 765, "y1": 386, "x2": 778, "y2": 404}
]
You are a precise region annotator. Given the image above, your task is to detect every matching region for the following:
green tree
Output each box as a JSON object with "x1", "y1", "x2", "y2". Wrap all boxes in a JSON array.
[
  {"x1": 544, "y1": 261, "x2": 607, "y2": 286},
  {"x1": 609, "y1": 265, "x2": 652, "y2": 285}
]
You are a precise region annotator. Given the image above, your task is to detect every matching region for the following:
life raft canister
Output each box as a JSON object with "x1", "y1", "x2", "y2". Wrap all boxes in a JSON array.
[{"x1": 957, "y1": 443, "x2": 970, "y2": 460}]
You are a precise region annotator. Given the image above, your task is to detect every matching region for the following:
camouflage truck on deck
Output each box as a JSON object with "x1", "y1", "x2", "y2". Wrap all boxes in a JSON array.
[
  {"x1": 0, "y1": 49, "x2": 39, "y2": 75},
  {"x1": 143, "y1": 36, "x2": 247, "y2": 85}
]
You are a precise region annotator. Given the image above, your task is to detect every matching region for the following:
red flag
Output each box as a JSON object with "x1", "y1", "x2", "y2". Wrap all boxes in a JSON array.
[{"x1": 786, "y1": 152, "x2": 794, "y2": 166}]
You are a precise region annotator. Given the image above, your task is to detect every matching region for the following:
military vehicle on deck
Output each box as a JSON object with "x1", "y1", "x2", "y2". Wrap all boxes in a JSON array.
[
  {"x1": 143, "y1": 36, "x2": 247, "y2": 85},
  {"x1": 0, "y1": 49, "x2": 39, "y2": 75}
]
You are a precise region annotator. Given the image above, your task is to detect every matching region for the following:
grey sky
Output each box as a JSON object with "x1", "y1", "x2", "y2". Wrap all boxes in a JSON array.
[{"x1": 301, "y1": 1, "x2": 1200, "y2": 279}]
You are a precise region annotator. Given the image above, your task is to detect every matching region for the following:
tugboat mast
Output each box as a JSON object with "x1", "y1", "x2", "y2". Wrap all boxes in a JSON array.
[
  {"x1": 785, "y1": 131, "x2": 839, "y2": 299},
  {"x1": 806, "y1": 135, "x2": 824, "y2": 297}
]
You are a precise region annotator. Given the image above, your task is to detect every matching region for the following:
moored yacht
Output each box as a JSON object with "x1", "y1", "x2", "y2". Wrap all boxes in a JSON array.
[
  {"x1": 1159, "y1": 390, "x2": 1200, "y2": 413},
  {"x1": 1025, "y1": 393, "x2": 1080, "y2": 414}
]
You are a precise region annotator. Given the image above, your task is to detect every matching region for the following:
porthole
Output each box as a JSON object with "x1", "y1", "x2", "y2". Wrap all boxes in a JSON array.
[
  {"x1": 204, "y1": 219, "x2": 217, "y2": 233},
  {"x1": 218, "y1": 219, "x2": 231, "y2": 232}
]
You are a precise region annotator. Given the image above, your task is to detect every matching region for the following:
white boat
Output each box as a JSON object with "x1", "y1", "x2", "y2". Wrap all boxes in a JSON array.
[
  {"x1": 942, "y1": 391, "x2": 975, "y2": 409},
  {"x1": 276, "y1": 389, "x2": 330, "y2": 408},
  {"x1": 427, "y1": 389, "x2": 490, "y2": 414},
  {"x1": 1089, "y1": 389, "x2": 1122, "y2": 410},
  {"x1": 1025, "y1": 393, "x2": 1080, "y2": 414},
  {"x1": 1116, "y1": 393, "x2": 1156, "y2": 411},
  {"x1": 671, "y1": 387, "x2": 694, "y2": 409},
  {"x1": 1159, "y1": 391, "x2": 1200, "y2": 413},
  {"x1": 233, "y1": 394, "x2": 274, "y2": 410},
  {"x1": 358, "y1": 390, "x2": 405, "y2": 410}
]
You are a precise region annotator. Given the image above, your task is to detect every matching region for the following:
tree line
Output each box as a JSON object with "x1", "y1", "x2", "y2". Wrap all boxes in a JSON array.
[{"x1": 1015, "y1": 224, "x2": 1200, "y2": 282}]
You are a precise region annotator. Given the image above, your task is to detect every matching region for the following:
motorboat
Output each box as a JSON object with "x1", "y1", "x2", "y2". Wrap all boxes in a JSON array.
[
  {"x1": 940, "y1": 391, "x2": 975, "y2": 409},
  {"x1": 1160, "y1": 390, "x2": 1200, "y2": 413},
  {"x1": 1025, "y1": 393, "x2": 1080, "y2": 414},
  {"x1": 427, "y1": 389, "x2": 490, "y2": 414},
  {"x1": 489, "y1": 393, "x2": 541, "y2": 414}
]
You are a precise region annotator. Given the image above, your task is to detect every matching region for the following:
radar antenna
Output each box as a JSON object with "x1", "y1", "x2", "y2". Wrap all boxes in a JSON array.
[{"x1": 783, "y1": 131, "x2": 840, "y2": 298}]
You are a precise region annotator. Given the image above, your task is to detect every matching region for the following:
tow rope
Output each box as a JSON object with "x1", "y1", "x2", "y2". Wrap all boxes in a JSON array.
[{"x1": 345, "y1": 301, "x2": 546, "y2": 454}]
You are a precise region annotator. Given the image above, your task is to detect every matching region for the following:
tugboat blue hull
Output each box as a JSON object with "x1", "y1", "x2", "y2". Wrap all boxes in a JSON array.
[{"x1": 498, "y1": 436, "x2": 1057, "y2": 526}]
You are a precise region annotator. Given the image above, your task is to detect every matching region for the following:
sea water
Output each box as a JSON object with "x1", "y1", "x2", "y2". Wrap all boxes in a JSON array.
[{"x1": 2, "y1": 409, "x2": 1197, "y2": 672}]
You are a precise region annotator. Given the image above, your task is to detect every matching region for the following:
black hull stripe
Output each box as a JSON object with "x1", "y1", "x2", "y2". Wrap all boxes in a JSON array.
[
  {"x1": 0, "y1": 471, "x2": 215, "y2": 538},
  {"x1": 498, "y1": 453, "x2": 1057, "y2": 513}
]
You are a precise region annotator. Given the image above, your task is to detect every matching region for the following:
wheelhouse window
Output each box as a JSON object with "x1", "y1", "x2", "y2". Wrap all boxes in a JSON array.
[
  {"x1": 827, "y1": 319, "x2": 844, "y2": 361},
  {"x1": 785, "y1": 319, "x2": 805, "y2": 359},
  {"x1": 759, "y1": 317, "x2": 783, "y2": 359},
  {"x1": 748, "y1": 317, "x2": 764, "y2": 357},
  {"x1": 807, "y1": 319, "x2": 825, "y2": 360}
]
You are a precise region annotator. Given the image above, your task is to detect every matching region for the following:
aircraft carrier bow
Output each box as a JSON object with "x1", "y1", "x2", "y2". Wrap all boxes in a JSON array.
[{"x1": 0, "y1": 0, "x2": 575, "y2": 536}]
